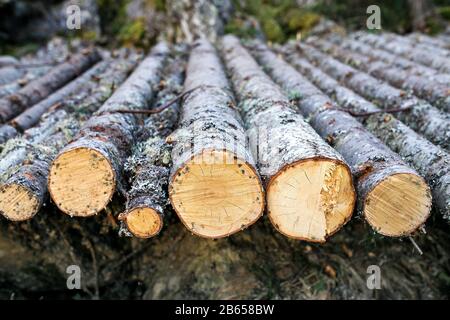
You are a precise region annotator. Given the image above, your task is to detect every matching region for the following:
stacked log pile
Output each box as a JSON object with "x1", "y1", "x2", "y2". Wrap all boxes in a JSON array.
[{"x1": 0, "y1": 31, "x2": 448, "y2": 251}]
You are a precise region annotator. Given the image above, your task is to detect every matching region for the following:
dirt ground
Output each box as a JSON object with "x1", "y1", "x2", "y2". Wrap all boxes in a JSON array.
[{"x1": 0, "y1": 203, "x2": 449, "y2": 300}]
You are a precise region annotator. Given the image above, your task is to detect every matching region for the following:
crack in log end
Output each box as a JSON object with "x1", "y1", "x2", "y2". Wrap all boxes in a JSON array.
[
  {"x1": 122, "y1": 207, "x2": 163, "y2": 238},
  {"x1": 267, "y1": 159, "x2": 355, "y2": 242},
  {"x1": 0, "y1": 183, "x2": 40, "y2": 221},
  {"x1": 48, "y1": 147, "x2": 115, "y2": 217},
  {"x1": 169, "y1": 150, "x2": 264, "y2": 239},
  {"x1": 364, "y1": 173, "x2": 432, "y2": 237}
]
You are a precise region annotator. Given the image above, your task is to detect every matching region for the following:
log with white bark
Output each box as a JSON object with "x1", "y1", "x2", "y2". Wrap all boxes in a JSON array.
[
  {"x1": 250, "y1": 41, "x2": 431, "y2": 237},
  {"x1": 407, "y1": 33, "x2": 450, "y2": 51},
  {"x1": 0, "y1": 67, "x2": 24, "y2": 86},
  {"x1": 314, "y1": 38, "x2": 450, "y2": 112},
  {"x1": 118, "y1": 49, "x2": 186, "y2": 238},
  {"x1": 167, "y1": 38, "x2": 264, "y2": 239},
  {"x1": 335, "y1": 36, "x2": 450, "y2": 86},
  {"x1": 0, "y1": 56, "x2": 136, "y2": 221},
  {"x1": 0, "y1": 60, "x2": 111, "y2": 145},
  {"x1": 354, "y1": 32, "x2": 450, "y2": 74},
  {"x1": 283, "y1": 49, "x2": 448, "y2": 223},
  {"x1": 296, "y1": 42, "x2": 450, "y2": 151},
  {"x1": 0, "y1": 49, "x2": 101, "y2": 122},
  {"x1": 48, "y1": 42, "x2": 169, "y2": 217},
  {"x1": 221, "y1": 35, "x2": 355, "y2": 242}
]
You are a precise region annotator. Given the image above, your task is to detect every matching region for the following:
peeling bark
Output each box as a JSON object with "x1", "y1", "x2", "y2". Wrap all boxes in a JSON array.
[
  {"x1": 283, "y1": 49, "x2": 448, "y2": 222},
  {"x1": 296, "y1": 42, "x2": 450, "y2": 151},
  {"x1": 48, "y1": 43, "x2": 169, "y2": 217},
  {"x1": 221, "y1": 35, "x2": 355, "y2": 242},
  {"x1": 0, "y1": 49, "x2": 101, "y2": 122},
  {"x1": 314, "y1": 38, "x2": 450, "y2": 112},
  {"x1": 250, "y1": 41, "x2": 431, "y2": 237}
]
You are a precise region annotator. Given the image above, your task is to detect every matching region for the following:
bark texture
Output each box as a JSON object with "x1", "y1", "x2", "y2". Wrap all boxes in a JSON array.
[
  {"x1": 283, "y1": 49, "x2": 449, "y2": 222},
  {"x1": 0, "y1": 49, "x2": 101, "y2": 122},
  {"x1": 355, "y1": 32, "x2": 450, "y2": 74},
  {"x1": 250, "y1": 41, "x2": 431, "y2": 236},
  {"x1": 168, "y1": 38, "x2": 264, "y2": 239},
  {"x1": 315, "y1": 38, "x2": 450, "y2": 112},
  {"x1": 221, "y1": 35, "x2": 355, "y2": 241},
  {"x1": 339, "y1": 36, "x2": 450, "y2": 86},
  {"x1": 296, "y1": 42, "x2": 450, "y2": 151},
  {"x1": 119, "y1": 48, "x2": 186, "y2": 238},
  {"x1": 48, "y1": 42, "x2": 169, "y2": 217}
]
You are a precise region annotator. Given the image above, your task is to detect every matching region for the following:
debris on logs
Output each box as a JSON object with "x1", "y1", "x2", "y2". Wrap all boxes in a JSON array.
[
  {"x1": 282, "y1": 49, "x2": 447, "y2": 224},
  {"x1": 168, "y1": 38, "x2": 264, "y2": 239},
  {"x1": 0, "y1": 56, "x2": 136, "y2": 221},
  {"x1": 118, "y1": 49, "x2": 186, "y2": 238},
  {"x1": 296, "y1": 42, "x2": 450, "y2": 151},
  {"x1": 221, "y1": 35, "x2": 355, "y2": 242},
  {"x1": 48, "y1": 43, "x2": 169, "y2": 217},
  {"x1": 0, "y1": 49, "x2": 101, "y2": 122}
]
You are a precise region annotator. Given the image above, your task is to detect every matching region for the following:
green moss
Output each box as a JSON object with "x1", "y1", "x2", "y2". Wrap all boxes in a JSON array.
[
  {"x1": 118, "y1": 18, "x2": 146, "y2": 46},
  {"x1": 282, "y1": 8, "x2": 321, "y2": 34},
  {"x1": 438, "y1": 6, "x2": 450, "y2": 20},
  {"x1": 224, "y1": 18, "x2": 259, "y2": 39},
  {"x1": 262, "y1": 18, "x2": 285, "y2": 42}
]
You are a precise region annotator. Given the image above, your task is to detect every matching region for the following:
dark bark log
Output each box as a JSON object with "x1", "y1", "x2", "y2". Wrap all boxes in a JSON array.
[
  {"x1": 282, "y1": 49, "x2": 448, "y2": 223},
  {"x1": 408, "y1": 0, "x2": 435, "y2": 31},
  {"x1": 0, "y1": 56, "x2": 136, "y2": 221},
  {"x1": 296, "y1": 42, "x2": 450, "y2": 151},
  {"x1": 314, "y1": 38, "x2": 450, "y2": 112},
  {"x1": 355, "y1": 32, "x2": 450, "y2": 74},
  {"x1": 250, "y1": 41, "x2": 431, "y2": 237},
  {"x1": 221, "y1": 35, "x2": 355, "y2": 242},
  {"x1": 119, "y1": 48, "x2": 186, "y2": 238},
  {"x1": 167, "y1": 38, "x2": 264, "y2": 239},
  {"x1": 48, "y1": 43, "x2": 169, "y2": 217},
  {"x1": 0, "y1": 49, "x2": 101, "y2": 122}
]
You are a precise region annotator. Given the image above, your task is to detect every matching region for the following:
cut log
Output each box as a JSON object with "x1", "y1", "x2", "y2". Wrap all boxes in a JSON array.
[
  {"x1": 339, "y1": 36, "x2": 450, "y2": 86},
  {"x1": 48, "y1": 42, "x2": 169, "y2": 217},
  {"x1": 0, "y1": 49, "x2": 101, "y2": 122},
  {"x1": 168, "y1": 38, "x2": 264, "y2": 239},
  {"x1": 221, "y1": 35, "x2": 355, "y2": 242},
  {"x1": 0, "y1": 56, "x2": 136, "y2": 221},
  {"x1": 355, "y1": 32, "x2": 450, "y2": 74},
  {"x1": 118, "y1": 49, "x2": 186, "y2": 238},
  {"x1": 0, "y1": 56, "x2": 19, "y2": 68},
  {"x1": 0, "y1": 60, "x2": 111, "y2": 145},
  {"x1": 296, "y1": 42, "x2": 450, "y2": 151},
  {"x1": 283, "y1": 49, "x2": 448, "y2": 223},
  {"x1": 313, "y1": 38, "x2": 450, "y2": 113},
  {"x1": 250, "y1": 41, "x2": 431, "y2": 237}
]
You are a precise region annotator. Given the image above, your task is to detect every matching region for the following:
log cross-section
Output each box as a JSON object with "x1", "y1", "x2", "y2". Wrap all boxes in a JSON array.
[
  {"x1": 249, "y1": 41, "x2": 432, "y2": 236},
  {"x1": 167, "y1": 38, "x2": 264, "y2": 239},
  {"x1": 221, "y1": 35, "x2": 356, "y2": 242},
  {"x1": 48, "y1": 43, "x2": 169, "y2": 217},
  {"x1": 283, "y1": 47, "x2": 449, "y2": 221}
]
